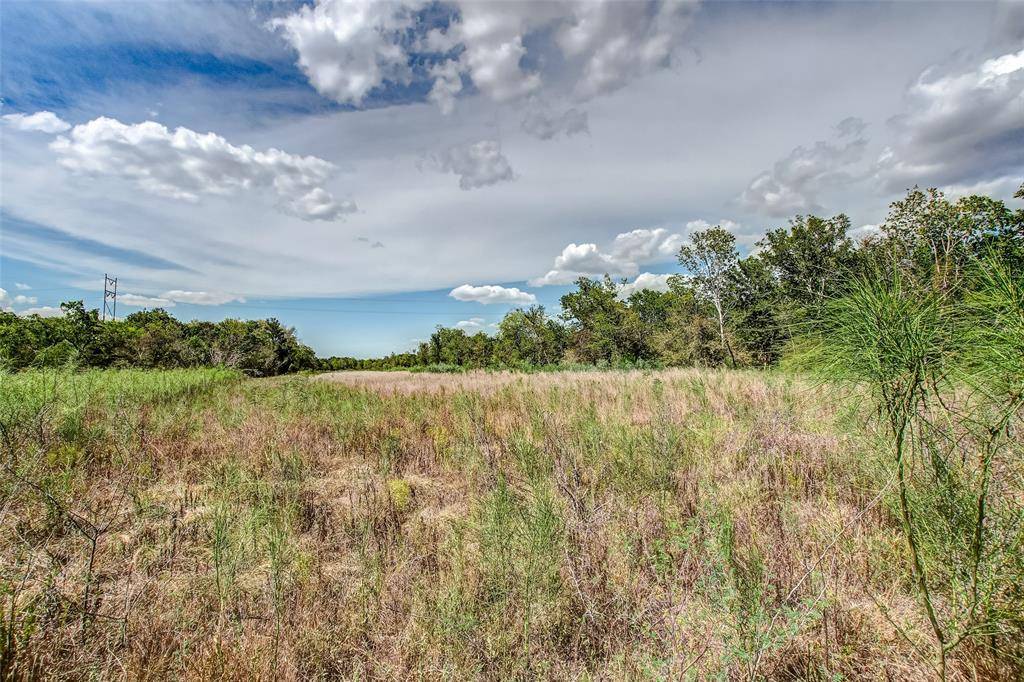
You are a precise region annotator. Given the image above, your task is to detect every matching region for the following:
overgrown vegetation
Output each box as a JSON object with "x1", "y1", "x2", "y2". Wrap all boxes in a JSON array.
[
  {"x1": 0, "y1": 305, "x2": 317, "y2": 376},
  {"x1": 799, "y1": 257, "x2": 1024, "y2": 678},
  {"x1": 1, "y1": 185, "x2": 1021, "y2": 678},
  {"x1": 324, "y1": 186, "x2": 1022, "y2": 372},
  {"x1": 4, "y1": 366, "x2": 1019, "y2": 679}
]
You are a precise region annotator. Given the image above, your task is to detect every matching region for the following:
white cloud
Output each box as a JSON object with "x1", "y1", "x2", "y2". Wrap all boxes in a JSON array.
[
  {"x1": 2, "y1": 111, "x2": 71, "y2": 134},
  {"x1": 449, "y1": 284, "x2": 536, "y2": 305},
  {"x1": 49, "y1": 117, "x2": 354, "y2": 221},
  {"x1": 160, "y1": 290, "x2": 245, "y2": 306},
  {"x1": 284, "y1": 187, "x2": 356, "y2": 221},
  {"x1": 120, "y1": 293, "x2": 176, "y2": 308},
  {"x1": 941, "y1": 175, "x2": 1023, "y2": 201},
  {"x1": 874, "y1": 47, "x2": 1024, "y2": 191},
  {"x1": 14, "y1": 283, "x2": 31, "y2": 290},
  {"x1": 455, "y1": 316, "x2": 486, "y2": 331},
  {"x1": 0, "y1": 289, "x2": 38, "y2": 310},
  {"x1": 618, "y1": 272, "x2": 674, "y2": 298},
  {"x1": 436, "y1": 139, "x2": 515, "y2": 190},
  {"x1": 740, "y1": 119, "x2": 868, "y2": 217},
  {"x1": 555, "y1": 0, "x2": 699, "y2": 100},
  {"x1": 269, "y1": 0, "x2": 418, "y2": 106},
  {"x1": 532, "y1": 227, "x2": 684, "y2": 286},
  {"x1": 18, "y1": 306, "x2": 65, "y2": 318},
  {"x1": 271, "y1": 1, "x2": 699, "y2": 114},
  {"x1": 521, "y1": 106, "x2": 589, "y2": 140}
]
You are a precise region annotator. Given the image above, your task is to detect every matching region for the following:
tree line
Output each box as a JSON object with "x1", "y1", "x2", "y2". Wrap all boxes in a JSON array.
[
  {"x1": 3, "y1": 185, "x2": 1021, "y2": 375},
  {"x1": 0, "y1": 305, "x2": 317, "y2": 376},
  {"x1": 323, "y1": 185, "x2": 1023, "y2": 372}
]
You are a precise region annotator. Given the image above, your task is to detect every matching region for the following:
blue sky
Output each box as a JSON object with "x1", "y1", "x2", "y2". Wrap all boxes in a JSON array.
[{"x1": 2, "y1": 1, "x2": 1022, "y2": 357}]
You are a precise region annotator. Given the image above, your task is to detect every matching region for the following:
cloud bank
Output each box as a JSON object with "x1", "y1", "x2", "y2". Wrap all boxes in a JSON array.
[{"x1": 271, "y1": 0, "x2": 700, "y2": 113}]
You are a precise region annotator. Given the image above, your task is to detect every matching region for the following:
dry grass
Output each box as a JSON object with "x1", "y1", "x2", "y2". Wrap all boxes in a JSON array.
[{"x1": 2, "y1": 367, "x2": 1017, "y2": 679}]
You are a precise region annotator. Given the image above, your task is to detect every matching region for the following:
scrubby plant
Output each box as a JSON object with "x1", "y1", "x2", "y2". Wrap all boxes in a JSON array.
[{"x1": 807, "y1": 259, "x2": 1024, "y2": 678}]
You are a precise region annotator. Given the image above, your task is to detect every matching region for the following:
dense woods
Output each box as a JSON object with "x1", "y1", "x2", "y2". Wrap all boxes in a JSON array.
[
  {"x1": 3, "y1": 186, "x2": 1022, "y2": 375},
  {"x1": 325, "y1": 185, "x2": 1024, "y2": 371}
]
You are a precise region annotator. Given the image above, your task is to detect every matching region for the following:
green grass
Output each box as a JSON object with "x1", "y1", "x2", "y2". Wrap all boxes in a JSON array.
[{"x1": 1, "y1": 366, "x2": 1020, "y2": 679}]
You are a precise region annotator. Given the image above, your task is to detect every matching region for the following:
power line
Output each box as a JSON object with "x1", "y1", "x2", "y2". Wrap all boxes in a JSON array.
[{"x1": 102, "y1": 274, "x2": 117, "y2": 321}]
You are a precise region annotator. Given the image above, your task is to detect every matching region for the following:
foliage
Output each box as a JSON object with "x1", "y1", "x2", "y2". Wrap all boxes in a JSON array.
[
  {"x1": 805, "y1": 259, "x2": 1024, "y2": 678},
  {"x1": 0, "y1": 305, "x2": 317, "y2": 376}
]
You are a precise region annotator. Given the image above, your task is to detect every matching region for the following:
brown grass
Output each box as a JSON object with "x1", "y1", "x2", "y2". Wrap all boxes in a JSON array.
[{"x1": 2, "y1": 367, "x2": 1016, "y2": 679}]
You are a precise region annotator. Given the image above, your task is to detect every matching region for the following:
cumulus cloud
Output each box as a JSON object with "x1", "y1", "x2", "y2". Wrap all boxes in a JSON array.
[
  {"x1": 449, "y1": 284, "x2": 536, "y2": 305},
  {"x1": 18, "y1": 306, "x2": 65, "y2": 318},
  {"x1": 0, "y1": 288, "x2": 39, "y2": 311},
  {"x1": 14, "y1": 283, "x2": 31, "y2": 290},
  {"x1": 521, "y1": 106, "x2": 589, "y2": 140},
  {"x1": 2, "y1": 110, "x2": 71, "y2": 133},
  {"x1": 161, "y1": 290, "x2": 245, "y2": 306},
  {"x1": 271, "y1": 1, "x2": 699, "y2": 114},
  {"x1": 618, "y1": 272, "x2": 674, "y2": 298},
  {"x1": 49, "y1": 117, "x2": 354, "y2": 221},
  {"x1": 874, "y1": 47, "x2": 1024, "y2": 192},
  {"x1": 455, "y1": 316, "x2": 487, "y2": 331},
  {"x1": 532, "y1": 227, "x2": 684, "y2": 286},
  {"x1": 268, "y1": 0, "x2": 418, "y2": 106},
  {"x1": 740, "y1": 119, "x2": 868, "y2": 217},
  {"x1": 555, "y1": 0, "x2": 699, "y2": 100},
  {"x1": 437, "y1": 140, "x2": 515, "y2": 190},
  {"x1": 120, "y1": 293, "x2": 176, "y2": 308}
]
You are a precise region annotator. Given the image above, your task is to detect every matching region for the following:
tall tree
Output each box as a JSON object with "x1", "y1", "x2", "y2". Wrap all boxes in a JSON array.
[
  {"x1": 759, "y1": 214, "x2": 855, "y2": 310},
  {"x1": 678, "y1": 226, "x2": 739, "y2": 366}
]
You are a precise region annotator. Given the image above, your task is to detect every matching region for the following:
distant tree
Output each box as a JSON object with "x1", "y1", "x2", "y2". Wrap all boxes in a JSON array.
[
  {"x1": 879, "y1": 187, "x2": 1023, "y2": 290},
  {"x1": 678, "y1": 226, "x2": 739, "y2": 366},
  {"x1": 125, "y1": 308, "x2": 184, "y2": 368},
  {"x1": 494, "y1": 305, "x2": 566, "y2": 366},
  {"x1": 729, "y1": 255, "x2": 786, "y2": 366},
  {"x1": 559, "y1": 277, "x2": 634, "y2": 363},
  {"x1": 758, "y1": 214, "x2": 855, "y2": 312}
]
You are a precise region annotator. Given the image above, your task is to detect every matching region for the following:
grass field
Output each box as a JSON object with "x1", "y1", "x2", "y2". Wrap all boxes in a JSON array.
[{"x1": 1, "y1": 367, "x2": 1020, "y2": 679}]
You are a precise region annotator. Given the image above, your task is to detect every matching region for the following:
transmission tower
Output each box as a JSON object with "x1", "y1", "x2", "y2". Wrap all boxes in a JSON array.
[{"x1": 102, "y1": 274, "x2": 118, "y2": 321}]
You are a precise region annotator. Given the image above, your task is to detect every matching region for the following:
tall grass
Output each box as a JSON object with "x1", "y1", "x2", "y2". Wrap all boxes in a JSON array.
[{"x1": 1, "y1": 363, "x2": 1019, "y2": 678}]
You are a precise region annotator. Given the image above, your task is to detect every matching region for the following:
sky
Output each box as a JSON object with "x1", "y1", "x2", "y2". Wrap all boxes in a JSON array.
[{"x1": 1, "y1": 0, "x2": 1022, "y2": 357}]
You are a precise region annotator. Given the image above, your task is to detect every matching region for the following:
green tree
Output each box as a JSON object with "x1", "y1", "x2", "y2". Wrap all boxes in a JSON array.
[
  {"x1": 758, "y1": 214, "x2": 855, "y2": 312},
  {"x1": 559, "y1": 277, "x2": 634, "y2": 364},
  {"x1": 729, "y1": 255, "x2": 786, "y2": 366},
  {"x1": 494, "y1": 306, "x2": 566, "y2": 366},
  {"x1": 677, "y1": 226, "x2": 739, "y2": 366}
]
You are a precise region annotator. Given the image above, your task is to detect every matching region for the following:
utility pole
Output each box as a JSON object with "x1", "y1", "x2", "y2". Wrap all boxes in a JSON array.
[{"x1": 102, "y1": 274, "x2": 118, "y2": 321}]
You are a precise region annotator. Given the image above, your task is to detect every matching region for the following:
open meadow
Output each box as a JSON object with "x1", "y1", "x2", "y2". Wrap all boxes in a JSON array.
[{"x1": 4, "y1": 367, "x2": 1020, "y2": 680}]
